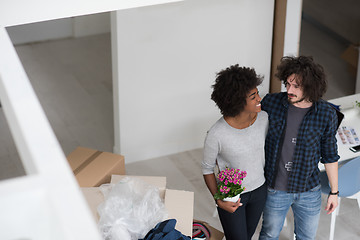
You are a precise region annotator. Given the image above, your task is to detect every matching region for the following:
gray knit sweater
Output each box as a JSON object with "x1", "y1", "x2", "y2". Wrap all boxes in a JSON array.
[{"x1": 202, "y1": 111, "x2": 268, "y2": 193}]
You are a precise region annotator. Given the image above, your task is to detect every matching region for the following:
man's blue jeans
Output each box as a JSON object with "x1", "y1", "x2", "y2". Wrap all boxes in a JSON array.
[{"x1": 259, "y1": 185, "x2": 321, "y2": 240}]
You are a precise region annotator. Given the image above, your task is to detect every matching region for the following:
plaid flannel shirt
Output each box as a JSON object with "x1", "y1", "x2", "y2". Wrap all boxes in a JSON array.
[{"x1": 262, "y1": 92, "x2": 339, "y2": 193}]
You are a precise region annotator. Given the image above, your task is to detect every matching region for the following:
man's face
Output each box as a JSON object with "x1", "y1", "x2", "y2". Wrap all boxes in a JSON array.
[{"x1": 285, "y1": 74, "x2": 305, "y2": 105}]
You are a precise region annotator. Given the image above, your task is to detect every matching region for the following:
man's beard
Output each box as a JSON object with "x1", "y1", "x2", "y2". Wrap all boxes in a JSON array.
[{"x1": 288, "y1": 96, "x2": 305, "y2": 104}]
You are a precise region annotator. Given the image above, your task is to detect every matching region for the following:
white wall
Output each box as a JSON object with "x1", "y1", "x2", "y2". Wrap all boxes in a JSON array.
[
  {"x1": 283, "y1": 0, "x2": 303, "y2": 56},
  {"x1": 280, "y1": 0, "x2": 303, "y2": 92},
  {"x1": 0, "y1": 0, "x2": 183, "y2": 238},
  {"x1": 73, "y1": 13, "x2": 111, "y2": 38},
  {"x1": 112, "y1": 0, "x2": 275, "y2": 163},
  {"x1": 0, "y1": 25, "x2": 102, "y2": 240},
  {"x1": 6, "y1": 18, "x2": 73, "y2": 45},
  {"x1": 7, "y1": 13, "x2": 111, "y2": 45}
]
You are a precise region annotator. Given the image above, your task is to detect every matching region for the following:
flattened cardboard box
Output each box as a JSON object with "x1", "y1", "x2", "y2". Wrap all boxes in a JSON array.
[
  {"x1": 67, "y1": 147, "x2": 125, "y2": 187},
  {"x1": 81, "y1": 175, "x2": 194, "y2": 237}
]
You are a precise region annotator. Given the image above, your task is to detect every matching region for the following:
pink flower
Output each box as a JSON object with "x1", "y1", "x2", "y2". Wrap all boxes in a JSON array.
[
  {"x1": 214, "y1": 167, "x2": 247, "y2": 200},
  {"x1": 220, "y1": 186, "x2": 230, "y2": 194}
]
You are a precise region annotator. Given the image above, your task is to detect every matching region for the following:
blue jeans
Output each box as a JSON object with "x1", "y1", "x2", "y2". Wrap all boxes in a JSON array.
[{"x1": 259, "y1": 185, "x2": 321, "y2": 240}]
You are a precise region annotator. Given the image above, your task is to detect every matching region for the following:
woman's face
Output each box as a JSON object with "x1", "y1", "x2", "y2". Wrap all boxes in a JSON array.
[{"x1": 243, "y1": 87, "x2": 262, "y2": 113}]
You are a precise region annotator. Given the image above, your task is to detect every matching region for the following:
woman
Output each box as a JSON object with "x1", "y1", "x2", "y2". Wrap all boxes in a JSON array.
[{"x1": 201, "y1": 64, "x2": 268, "y2": 240}]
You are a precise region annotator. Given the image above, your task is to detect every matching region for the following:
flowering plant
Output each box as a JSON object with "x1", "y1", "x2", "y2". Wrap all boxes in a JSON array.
[{"x1": 214, "y1": 167, "x2": 247, "y2": 200}]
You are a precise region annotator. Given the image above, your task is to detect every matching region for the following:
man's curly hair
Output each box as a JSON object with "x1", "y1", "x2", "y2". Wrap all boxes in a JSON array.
[
  {"x1": 211, "y1": 64, "x2": 263, "y2": 117},
  {"x1": 276, "y1": 56, "x2": 327, "y2": 102}
]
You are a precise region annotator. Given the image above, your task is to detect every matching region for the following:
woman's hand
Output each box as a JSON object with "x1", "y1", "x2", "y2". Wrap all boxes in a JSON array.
[{"x1": 216, "y1": 198, "x2": 242, "y2": 213}]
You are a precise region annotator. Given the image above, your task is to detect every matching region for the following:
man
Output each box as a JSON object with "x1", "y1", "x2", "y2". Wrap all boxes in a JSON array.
[{"x1": 259, "y1": 56, "x2": 339, "y2": 240}]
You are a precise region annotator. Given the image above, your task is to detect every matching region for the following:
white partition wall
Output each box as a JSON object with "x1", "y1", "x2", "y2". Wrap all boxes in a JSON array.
[
  {"x1": 7, "y1": 12, "x2": 111, "y2": 45},
  {"x1": 283, "y1": 0, "x2": 303, "y2": 56},
  {"x1": 112, "y1": 0, "x2": 275, "y2": 162},
  {"x1": 0, "y1": 0, "x2": 183, "y2": 238},
  {"x1": 0, "y1": 24, "x2": 102, "y2": 240}
]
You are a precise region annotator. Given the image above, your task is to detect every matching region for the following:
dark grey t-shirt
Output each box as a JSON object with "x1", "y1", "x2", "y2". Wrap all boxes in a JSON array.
[{"x1": 274, "y1": 104, "x2": 310, "y2": 191}]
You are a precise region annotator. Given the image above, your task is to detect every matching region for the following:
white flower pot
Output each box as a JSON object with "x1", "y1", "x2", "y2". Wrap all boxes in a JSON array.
[{"x1": 223, "y1": 194, "x2": 240, "y2": 203}]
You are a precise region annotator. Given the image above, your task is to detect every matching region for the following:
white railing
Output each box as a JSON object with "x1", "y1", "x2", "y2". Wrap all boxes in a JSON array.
[{"x1": 0, "y1": 0, "x2": 182, "y2": 238}]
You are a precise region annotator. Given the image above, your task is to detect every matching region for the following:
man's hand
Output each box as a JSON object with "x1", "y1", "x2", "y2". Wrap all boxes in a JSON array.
[
  {"x1": 325, "y1": 194, "x2": 338, "y2": 214},
  {"x1": 217, "y1": 198, "x2": 243, "y2": 213}
]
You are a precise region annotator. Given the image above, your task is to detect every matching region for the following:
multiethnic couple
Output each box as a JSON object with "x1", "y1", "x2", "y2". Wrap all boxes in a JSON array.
[{"x1": 202, "y1": 56, "x2": 339, "y2": 240}]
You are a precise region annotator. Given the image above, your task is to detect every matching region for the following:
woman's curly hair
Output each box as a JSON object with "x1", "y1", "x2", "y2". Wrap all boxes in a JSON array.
[
  {"x1": 211, "y1": 64, "x2": 263, "y2": 117},
  {"x1": 276, "y1": 56, "x2": 327, "y2": 102}
]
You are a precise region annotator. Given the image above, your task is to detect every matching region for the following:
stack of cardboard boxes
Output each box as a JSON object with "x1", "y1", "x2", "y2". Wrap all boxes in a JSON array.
[
  {"x1": 66, "y1": 147, "x2": 193, "y2": 237},
  {"x1": 67, "y1": 146, "x2": 223, "y2": 239},
  {"x1": 67, "y1": 146, "x2": 126, "y2": 187}
]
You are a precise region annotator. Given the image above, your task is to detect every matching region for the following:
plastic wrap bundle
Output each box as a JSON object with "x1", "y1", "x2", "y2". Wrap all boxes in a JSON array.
[{"x1": 97, "y1": 177, "x2": 168, "y2": 240}]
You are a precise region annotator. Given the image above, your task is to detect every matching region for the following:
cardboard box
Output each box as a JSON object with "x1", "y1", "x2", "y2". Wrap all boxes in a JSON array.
[
  {"x1": 82, "y1": 175, "x2": 194, "y2": 237},
  {"x1": 67, "y1": 147, "x2": 125, "y2": 187}
]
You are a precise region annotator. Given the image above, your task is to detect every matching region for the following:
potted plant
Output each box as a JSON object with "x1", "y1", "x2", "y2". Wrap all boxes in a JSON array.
[{"x1": 214, "y1": 167, "x2": 247, "y2": 202}]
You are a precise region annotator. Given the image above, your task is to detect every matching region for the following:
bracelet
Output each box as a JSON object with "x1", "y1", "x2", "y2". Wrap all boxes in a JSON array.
[{"x1": 329, "y1": 191, "x2": 339, "y2": 196}]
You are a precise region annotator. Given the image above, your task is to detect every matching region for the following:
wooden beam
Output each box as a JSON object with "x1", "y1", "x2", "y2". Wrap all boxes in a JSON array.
[{"x1": 270, "y1": 0, "x2": 287, "y2": 93}]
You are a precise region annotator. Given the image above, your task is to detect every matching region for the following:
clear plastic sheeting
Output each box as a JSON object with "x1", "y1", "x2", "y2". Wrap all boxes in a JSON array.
[{"x1": 97, "y1": 177, "x2": 168, "y2": 240}]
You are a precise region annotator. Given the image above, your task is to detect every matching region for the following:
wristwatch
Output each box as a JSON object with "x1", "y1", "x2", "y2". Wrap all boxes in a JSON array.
[{"x1": 329, "y1": 191, "x2": 339, "y2": 196}]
